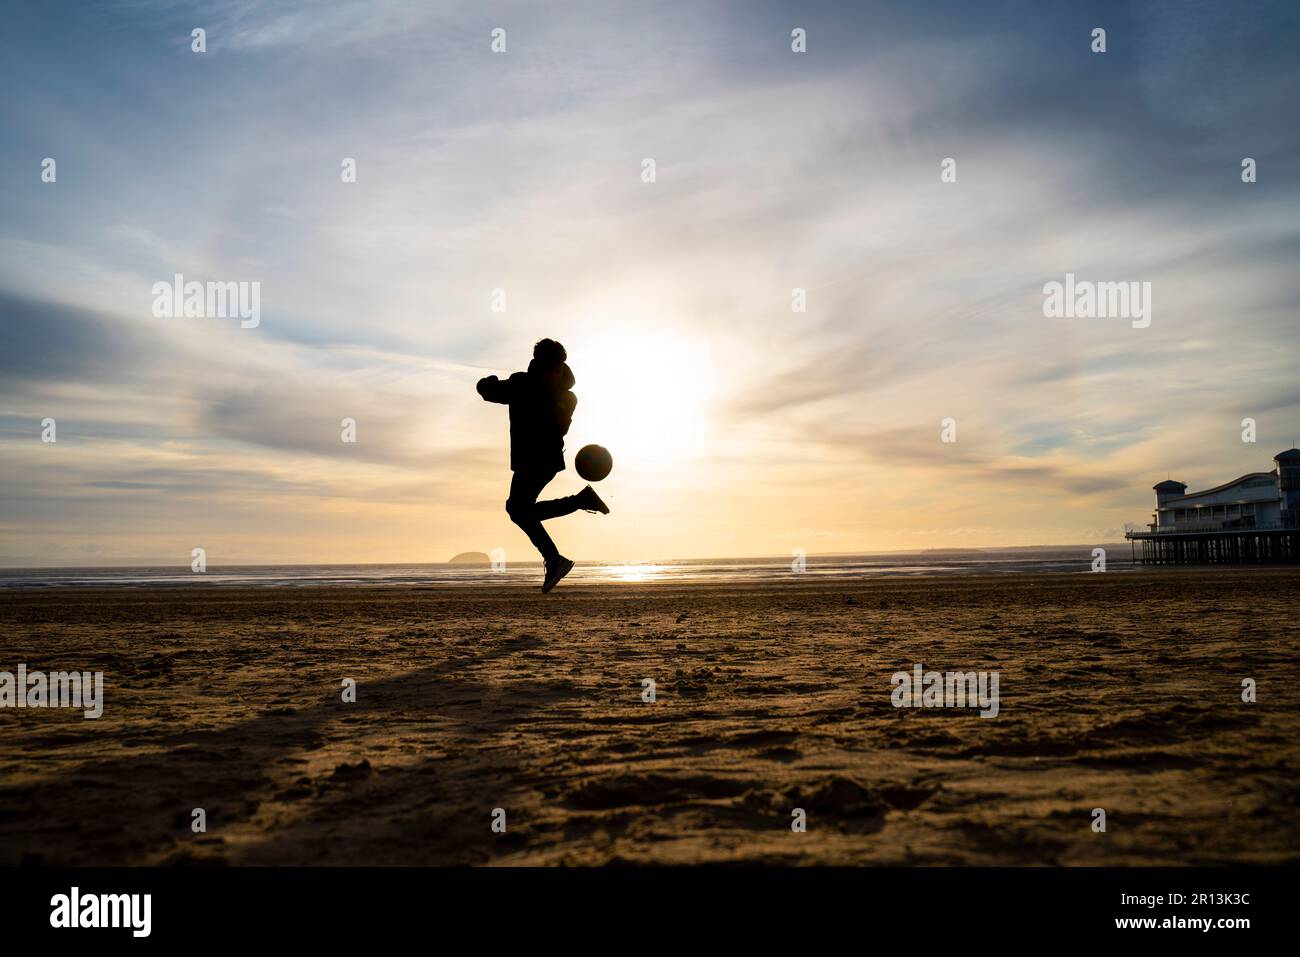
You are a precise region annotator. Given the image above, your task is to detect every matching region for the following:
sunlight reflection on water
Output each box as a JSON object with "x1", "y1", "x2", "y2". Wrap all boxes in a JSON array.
[{"x1": 608, "y1": 563, "x2": 669, "y2": 583}]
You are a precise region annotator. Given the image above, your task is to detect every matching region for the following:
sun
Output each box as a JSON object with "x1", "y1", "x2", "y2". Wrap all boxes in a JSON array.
[{"x1": 565, "y1": 327, "x2": 718, "y2": 470}]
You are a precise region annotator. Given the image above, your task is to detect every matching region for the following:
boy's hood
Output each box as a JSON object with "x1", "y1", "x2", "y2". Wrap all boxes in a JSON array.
[{"x1": 528, "y1": 358, "x2": 575, "y2": 390}]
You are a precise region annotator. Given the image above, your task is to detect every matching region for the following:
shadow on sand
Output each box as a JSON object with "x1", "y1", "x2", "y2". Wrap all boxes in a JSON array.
[{"x1": 1, "y1": 635, "x2": 572, "y2": 865}]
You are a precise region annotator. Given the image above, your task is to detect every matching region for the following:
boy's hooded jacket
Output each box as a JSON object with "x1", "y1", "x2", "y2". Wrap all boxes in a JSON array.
[{"x1": 476, "y1": 359, "x2": 577, "y2": 473}]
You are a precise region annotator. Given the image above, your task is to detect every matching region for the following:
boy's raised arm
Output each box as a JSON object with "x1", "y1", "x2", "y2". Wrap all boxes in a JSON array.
[{"x1": 476, "y1": 374, "x2": 510, "y2": 403}]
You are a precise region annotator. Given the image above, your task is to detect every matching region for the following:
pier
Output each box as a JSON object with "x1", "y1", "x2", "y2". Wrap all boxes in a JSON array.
[{"x1": 1126, "y1": 448, "x2": 1300, "y2": 565}]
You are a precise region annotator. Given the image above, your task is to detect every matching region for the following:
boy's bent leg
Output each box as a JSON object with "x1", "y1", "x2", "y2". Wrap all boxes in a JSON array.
[
  {"x1": 536, "y1": 485, "x2": 607, "y2": 520},
  {"x1": 534, "y1": 492, "x2": 584, "y2": 521}
]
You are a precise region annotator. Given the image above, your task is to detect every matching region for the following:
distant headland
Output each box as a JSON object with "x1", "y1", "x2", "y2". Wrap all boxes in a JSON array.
[{"x1": 447, "y1": 551, "x2": 491, "y2": 565}]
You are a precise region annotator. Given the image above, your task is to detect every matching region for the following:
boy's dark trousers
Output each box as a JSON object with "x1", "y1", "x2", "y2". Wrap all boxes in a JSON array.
[{"x1": 505, "y1": 468, "x2": 584, "y2": 564}]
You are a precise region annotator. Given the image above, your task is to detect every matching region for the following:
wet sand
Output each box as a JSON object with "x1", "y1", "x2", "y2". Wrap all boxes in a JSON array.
[{"x1": 1, "y1": 569, "x2": 1298, "y2": 866}]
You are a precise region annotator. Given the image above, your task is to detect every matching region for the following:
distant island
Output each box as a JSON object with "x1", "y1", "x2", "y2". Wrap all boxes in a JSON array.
[{"x1": 447, "y1": 551, "x2": 491, "y2": 564}]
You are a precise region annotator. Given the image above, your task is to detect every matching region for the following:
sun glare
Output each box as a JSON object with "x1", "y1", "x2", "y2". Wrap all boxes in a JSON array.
[{"x1": 566, "y1": 328, "x2": 717, "y2": 468}]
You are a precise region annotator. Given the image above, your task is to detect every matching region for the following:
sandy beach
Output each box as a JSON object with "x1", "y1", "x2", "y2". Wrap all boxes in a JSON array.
[{"x1": 2, "y1": 569, "x2": 1298, "y2": 866}]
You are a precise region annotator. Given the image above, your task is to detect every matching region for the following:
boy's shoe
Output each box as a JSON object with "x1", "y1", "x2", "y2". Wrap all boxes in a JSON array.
[
  {"x1": 542, "y1": 556, "x2": 575, "y2": 594},
  {"x1": 576, "y1": 485, "x2": 609, "y2": 514}
]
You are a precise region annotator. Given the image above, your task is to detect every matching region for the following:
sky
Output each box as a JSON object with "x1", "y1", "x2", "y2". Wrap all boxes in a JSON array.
[{"x1": 1, "y1": 0, "x2": 1299, "y2": 566}]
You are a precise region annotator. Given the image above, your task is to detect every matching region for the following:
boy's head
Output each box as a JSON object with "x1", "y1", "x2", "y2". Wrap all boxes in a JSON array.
[{"x1": 533, "y1": 338, "x2": 567, "y2": 366}]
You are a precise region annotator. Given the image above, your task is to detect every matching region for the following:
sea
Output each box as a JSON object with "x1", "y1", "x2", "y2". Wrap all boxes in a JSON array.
[{"x1": 0, "y1": 546, "x2": 1142, "y2": 588}]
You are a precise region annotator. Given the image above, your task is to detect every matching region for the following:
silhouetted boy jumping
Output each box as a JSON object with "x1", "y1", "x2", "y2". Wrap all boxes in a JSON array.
[{"x1": 477, "y1": 338, "x2": 608, "y2": 593}]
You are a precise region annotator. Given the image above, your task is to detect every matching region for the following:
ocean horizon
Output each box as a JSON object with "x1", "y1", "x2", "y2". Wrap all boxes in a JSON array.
[{"x1": 0, "y1": 545, "x2": 1142, "y2": 587}]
